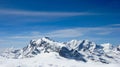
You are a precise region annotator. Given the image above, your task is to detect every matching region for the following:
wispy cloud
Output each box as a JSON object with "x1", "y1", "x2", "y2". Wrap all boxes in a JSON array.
[
  {"x1": 47, "y1": 27, "x2": 120, "y2": 37},
  {"x1": 0, "y1": 9, "x2": 98, "y2": 17},
  {"x1": 0, "y1": 9, "x2": 100, "y2": 25},
  {"x1": 8, "y1": 27, "x2": 120, "y2": 39},
  {"x1": 47, "y1": 29, "x2": 83, "y2": 38},
  {"x1": 106, "y1": 24, "x2": 120, "y2": 27}
]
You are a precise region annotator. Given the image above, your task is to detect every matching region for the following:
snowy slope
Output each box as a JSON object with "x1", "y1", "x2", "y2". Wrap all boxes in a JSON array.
[{"x1": 0, "y1": 52, "x2": 119, "y2": 67}]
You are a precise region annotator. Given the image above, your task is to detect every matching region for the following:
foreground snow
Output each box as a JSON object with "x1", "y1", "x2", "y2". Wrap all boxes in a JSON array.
[{"x1": 0, "y1": 52, "x2": 119, "y2": 67}]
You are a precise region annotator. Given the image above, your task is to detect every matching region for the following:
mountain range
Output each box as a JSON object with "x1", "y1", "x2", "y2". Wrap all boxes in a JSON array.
[{"x1": 0, "y1": 37, "x2": 120, "y2": 65}]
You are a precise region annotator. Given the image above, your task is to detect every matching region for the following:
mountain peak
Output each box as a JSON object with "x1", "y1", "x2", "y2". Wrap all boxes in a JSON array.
[{"x1": 41, "y1": 37, "x2": 53, "y2": 42}]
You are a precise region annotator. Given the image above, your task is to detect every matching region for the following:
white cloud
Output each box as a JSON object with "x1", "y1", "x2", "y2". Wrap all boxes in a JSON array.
[
  {"x1": 47, "y1": 29, "x2": 83, "y2": 38},
  {"x1": 0, "y1": 9, "x2": 98, "y2": 17}
]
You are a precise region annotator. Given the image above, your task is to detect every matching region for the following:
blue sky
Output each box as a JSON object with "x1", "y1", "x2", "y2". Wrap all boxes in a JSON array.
[{"x1": 0, "y1": 0, "x2": 120, "y2": 48}]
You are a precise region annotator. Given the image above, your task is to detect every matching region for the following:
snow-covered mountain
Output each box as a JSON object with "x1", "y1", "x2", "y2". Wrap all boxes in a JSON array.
[
  {"x1": 17, "y1": 37, "x2": 64, "y2": 58},
  {"x1": 0, "y1": 37, "x2": 120, "y2": 65}
]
